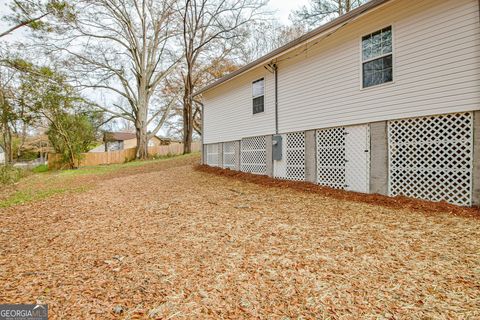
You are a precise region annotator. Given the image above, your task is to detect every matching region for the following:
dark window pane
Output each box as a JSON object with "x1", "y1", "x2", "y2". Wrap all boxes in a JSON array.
[
  {"x1": 362, "y1": 26, "x2": 392, "y2": 61},
  {"x1": 383, "y1": 67, "x2": 393, "y2": 82},
  {"x1": 252, "y1": 78, "x2": 264, "y2": 97},
  {"x1": 362, "y1": 55, "x2": 393, "y2": 88},
  {"x1": 362, "y1": 45, "x2": 370, "y2": 61},
  {"x1": 381, "y1": 29, "x2": 391, "y2": 41},
  {"x1": 373, "y1": 70, "x2": 383, "y2": 84},
  {"x1": 371, "y1": 29, "x2": 382, "y2": 39},
  {"x1": 253, "y1": 96, "x2": 264, "y2": 114},
  {"x1": 363, "y1": 60, "x2": 372, "y2": 72},
  {"x1": 371, "y1": 32, "x2": 382, "y2": 57},
  {"x1": 363, "y1": 71, "x2": 373, "y2": 88},
  {"x1": 382, "y1": 28, "x2": 392, "y2": 54},
  {"x1": 383, "y1": 54, "x2": 392, "y2": 68},
  {"x1": 362, "y1": 37, "x2": 372, "y2": 60},
  {"x1": 373, "y1": 58, "x2": 382, "y2": 71}
]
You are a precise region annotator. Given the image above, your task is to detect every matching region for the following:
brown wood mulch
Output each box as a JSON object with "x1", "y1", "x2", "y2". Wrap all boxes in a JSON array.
[
  {"x1": 195, "y1": 164, "x2": 480, "y2": 220},
  {"x1": 1, "y1": 160, "x2": 479, "y2": 319}
]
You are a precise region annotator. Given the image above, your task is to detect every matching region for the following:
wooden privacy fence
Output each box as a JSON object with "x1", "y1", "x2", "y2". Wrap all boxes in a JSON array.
[{"x1": 48, "y1": 142, "x2": 200, "y2": 170}]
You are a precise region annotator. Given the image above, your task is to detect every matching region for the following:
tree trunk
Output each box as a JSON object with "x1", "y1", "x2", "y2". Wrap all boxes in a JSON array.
[
  {"x1": 17, "y1": 121, "x2": 27, "y2": 159},
  {"x1": 345, "y1": 0, "x2": 351, "y2": 12},
  {"x1": 3, "y1": 129, "x2": 13, "y2": 165},
  {"x1": 182, "y1": 68, "x2": 194, "y2": 154},
  {"x1": 135, "y1": 105, "x2": 149, "y2": 160},
  {"x1": 135, "y1": 85, "x2": 150, "y2": 160},
  {"x1": 61, "y1": 129, "x2": 77, "y2": 169},
  {"x1": 136, "y1": 123, "x2": 148, "y2": 159},
  {"x1": 0, "y1": 90, "x2": 13, "y2": 165},
  {"x1": 182, "y1": 90, "x2": 193, "y2": 154},
  {"x1": 338, "y1": 0, "x2": 343, "y2": 15}
]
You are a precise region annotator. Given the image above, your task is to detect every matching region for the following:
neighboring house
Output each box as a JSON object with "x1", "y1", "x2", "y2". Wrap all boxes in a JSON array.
[
  {"x1": 89, "y1": 132, "x2": 174, "y2": 152},
  {"x1": 195, "y1": 0, "x2": 480, "y2": 206}
]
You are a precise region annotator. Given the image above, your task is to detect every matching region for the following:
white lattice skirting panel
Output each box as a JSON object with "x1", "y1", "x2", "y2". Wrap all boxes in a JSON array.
[
  {"x1": 388, "y1": 112, "x2": 473, "y2": 206},
  {"x1": 223, "y1": 141, "x2": 237, "y2": 169},
  {"x1": 206, "y1": 143, "x2": 220, "y2": 167},
  {"x1": 316, "y1": 125, "x2": 370, "y2": 192},
  {"x1": 316, "y1": 127, "x2": 346, "y2": 189},
  {"x1": 241, "y1": 136, "x2": 267, "y2": 175},
  {"x1": 274, "y1": 132, "x2": 306, "y2": 181}
]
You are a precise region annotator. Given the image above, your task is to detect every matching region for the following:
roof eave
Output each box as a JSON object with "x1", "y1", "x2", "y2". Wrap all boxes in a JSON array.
[{"x1": 193, "y1": 0, "x2": 392, "y2": 97}]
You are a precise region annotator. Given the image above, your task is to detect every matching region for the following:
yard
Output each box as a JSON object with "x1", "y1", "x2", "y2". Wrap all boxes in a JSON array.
[{"x1": 0, "y1": 154, "x2": 479, "y2": 319}]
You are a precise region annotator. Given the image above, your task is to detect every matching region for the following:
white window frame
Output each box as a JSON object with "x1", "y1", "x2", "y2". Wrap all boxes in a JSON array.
[
  {"x1": 252, "y1": 77, "x2": 265, "y2": 115},
  {"x1": 360, "y1": 25, "x2": 395, "y2": 90}
]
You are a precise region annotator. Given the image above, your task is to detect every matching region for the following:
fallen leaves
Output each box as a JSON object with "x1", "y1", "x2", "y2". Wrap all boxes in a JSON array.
[{"x1": 0, "y1": 158, "x2": 479, "y2": 319}]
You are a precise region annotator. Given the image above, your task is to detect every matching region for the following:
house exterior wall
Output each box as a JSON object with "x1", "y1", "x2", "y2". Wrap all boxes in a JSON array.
[
  {"x1": 90, "y1": 137, "x2": 166, "y2": 152},
  {"x1": 107, "y1": 141, "x2": 123, "y2": 151},
  {"x1": 200, "y1": 0, "x2": 480, "y2": 206},
  {"x1": 123, "y1": 137, "x2": 163, "y2": 149},
  {"x1": 277, "y1": 0, "x2": 480, "y2": 133},
  {"x1": 123, "y1": 138, "x2": 136, "y2": 149},
  {"x1": 203, "y1": 0, "x2": 480, "y2": 143},
  {"x1": 203, "y1": 67, "x2": 275, "y2": 144}
]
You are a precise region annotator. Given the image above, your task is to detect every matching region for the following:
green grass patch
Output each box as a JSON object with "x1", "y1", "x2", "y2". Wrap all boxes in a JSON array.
[
  {"x1": 58, "y1": 152, "x2": 199, "y2": 177},
  {"x1": 32, "y1": 164, "x2": 49, "y2": 173},
  {"x1": 0, "y1": 186, "x2": 88, "y2": 209},
  {"x1": 0, "y1": 152, "x2": 199, "y2": 209}
]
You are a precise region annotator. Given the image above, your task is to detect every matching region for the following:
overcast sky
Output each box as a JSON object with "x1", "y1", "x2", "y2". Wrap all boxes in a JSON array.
[
  {"x1": 268, "y1": 0, "x2": 309, "y2": 23},
  {"x1": 0, "y1": 0, "x2": 310, "y2": 41},
  {"x1": 0, "y1": 0, "x2": 311, "y2": 133}
]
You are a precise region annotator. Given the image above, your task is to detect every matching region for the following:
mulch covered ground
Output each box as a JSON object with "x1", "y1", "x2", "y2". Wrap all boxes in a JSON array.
[{"x1": 1, "y1": 159, "x2": 479, "y2": 319}]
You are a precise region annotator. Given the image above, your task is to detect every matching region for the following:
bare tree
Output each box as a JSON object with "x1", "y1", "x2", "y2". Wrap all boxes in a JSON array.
[
  {"x1": 0, "y1": 71, "x2": 16, "y2": 164},
  {"x1": 291, "y1": 0, "x2": 368, "y2": 29},
  {"x1": 162, "y1": 56, "x2": 239, "y2": 143},
  {"x1": 237, "y1": 21, "x2": 306, "y2": 64},
  {"x1": 36, "y1": 0, "x2": 180, "y2": 159},
  {"x1": 106, "y1": 118, "x2": 136, "y2": 133},
  {"x1": 178, "y1": 0, "x2": 268, "y2": 154}
]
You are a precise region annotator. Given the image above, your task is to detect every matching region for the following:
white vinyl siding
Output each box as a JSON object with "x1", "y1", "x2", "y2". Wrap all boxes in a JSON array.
[
  {"x1": 202, "y1": 0, "x2": 480, "y2": 143},
  {"x1": 204, "y1": 69, "x2": 274, "y2": 144},
  {"x1": 276, "y1": 0, "x2": 479, "y2": 133}
]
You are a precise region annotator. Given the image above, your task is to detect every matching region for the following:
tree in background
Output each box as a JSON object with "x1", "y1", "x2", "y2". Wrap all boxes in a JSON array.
[
  {"x1": 0, "y1": 62, "x2": 34, "y2": 164},
  {"x1": 47, "y1": 112, "x2": 98, "y2": 168},
  {"x1": 178, "y1": 0, "x2": 268, "y2": 154},
  {"x1": 35, "y1": 0, "x2": 180, "y2": 159},
  {"x1": 237, "y1": 21, "x2": 305, "y2": 64},
  {"x1": 3, "y1": 0, "x2": 344, "y2": 158},
  {"x1": 0, "y1": 0, "x2": 72, "y2": 38},
  {"x1": 0, "y1": 74, "x2": 16, "y2": 164},
  {"x1": 6, "y1": 59, "x2": 102, "y2": 168},
  {"x1": 290, "y1": 0, "x2": 368, "y2": 29},
  {"x1": 163, "y1": 56, "x2": 239, "y2": 141},
  {"x1": 27, "y1": 67, "x2": 102, "y2": 168}
]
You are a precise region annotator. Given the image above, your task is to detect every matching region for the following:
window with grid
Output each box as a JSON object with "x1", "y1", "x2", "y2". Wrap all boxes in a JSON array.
[
  {"x1": 362, "y1": 26, "x2": 393, "y2": 88},
  {"x1": 252, "y1": 78, "x2": 264, "y2": 114}
]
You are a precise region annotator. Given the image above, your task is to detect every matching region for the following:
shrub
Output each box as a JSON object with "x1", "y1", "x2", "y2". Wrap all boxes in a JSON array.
[
  {"x1": 17, "y1": 150, "x2": 39, "y2": 161},
  {"x1": 47, "y1": 113, "x2": 98, "y2": 169},
  {"x1": 0, "y1": 165, "x2": 24, "y2": 185}
]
